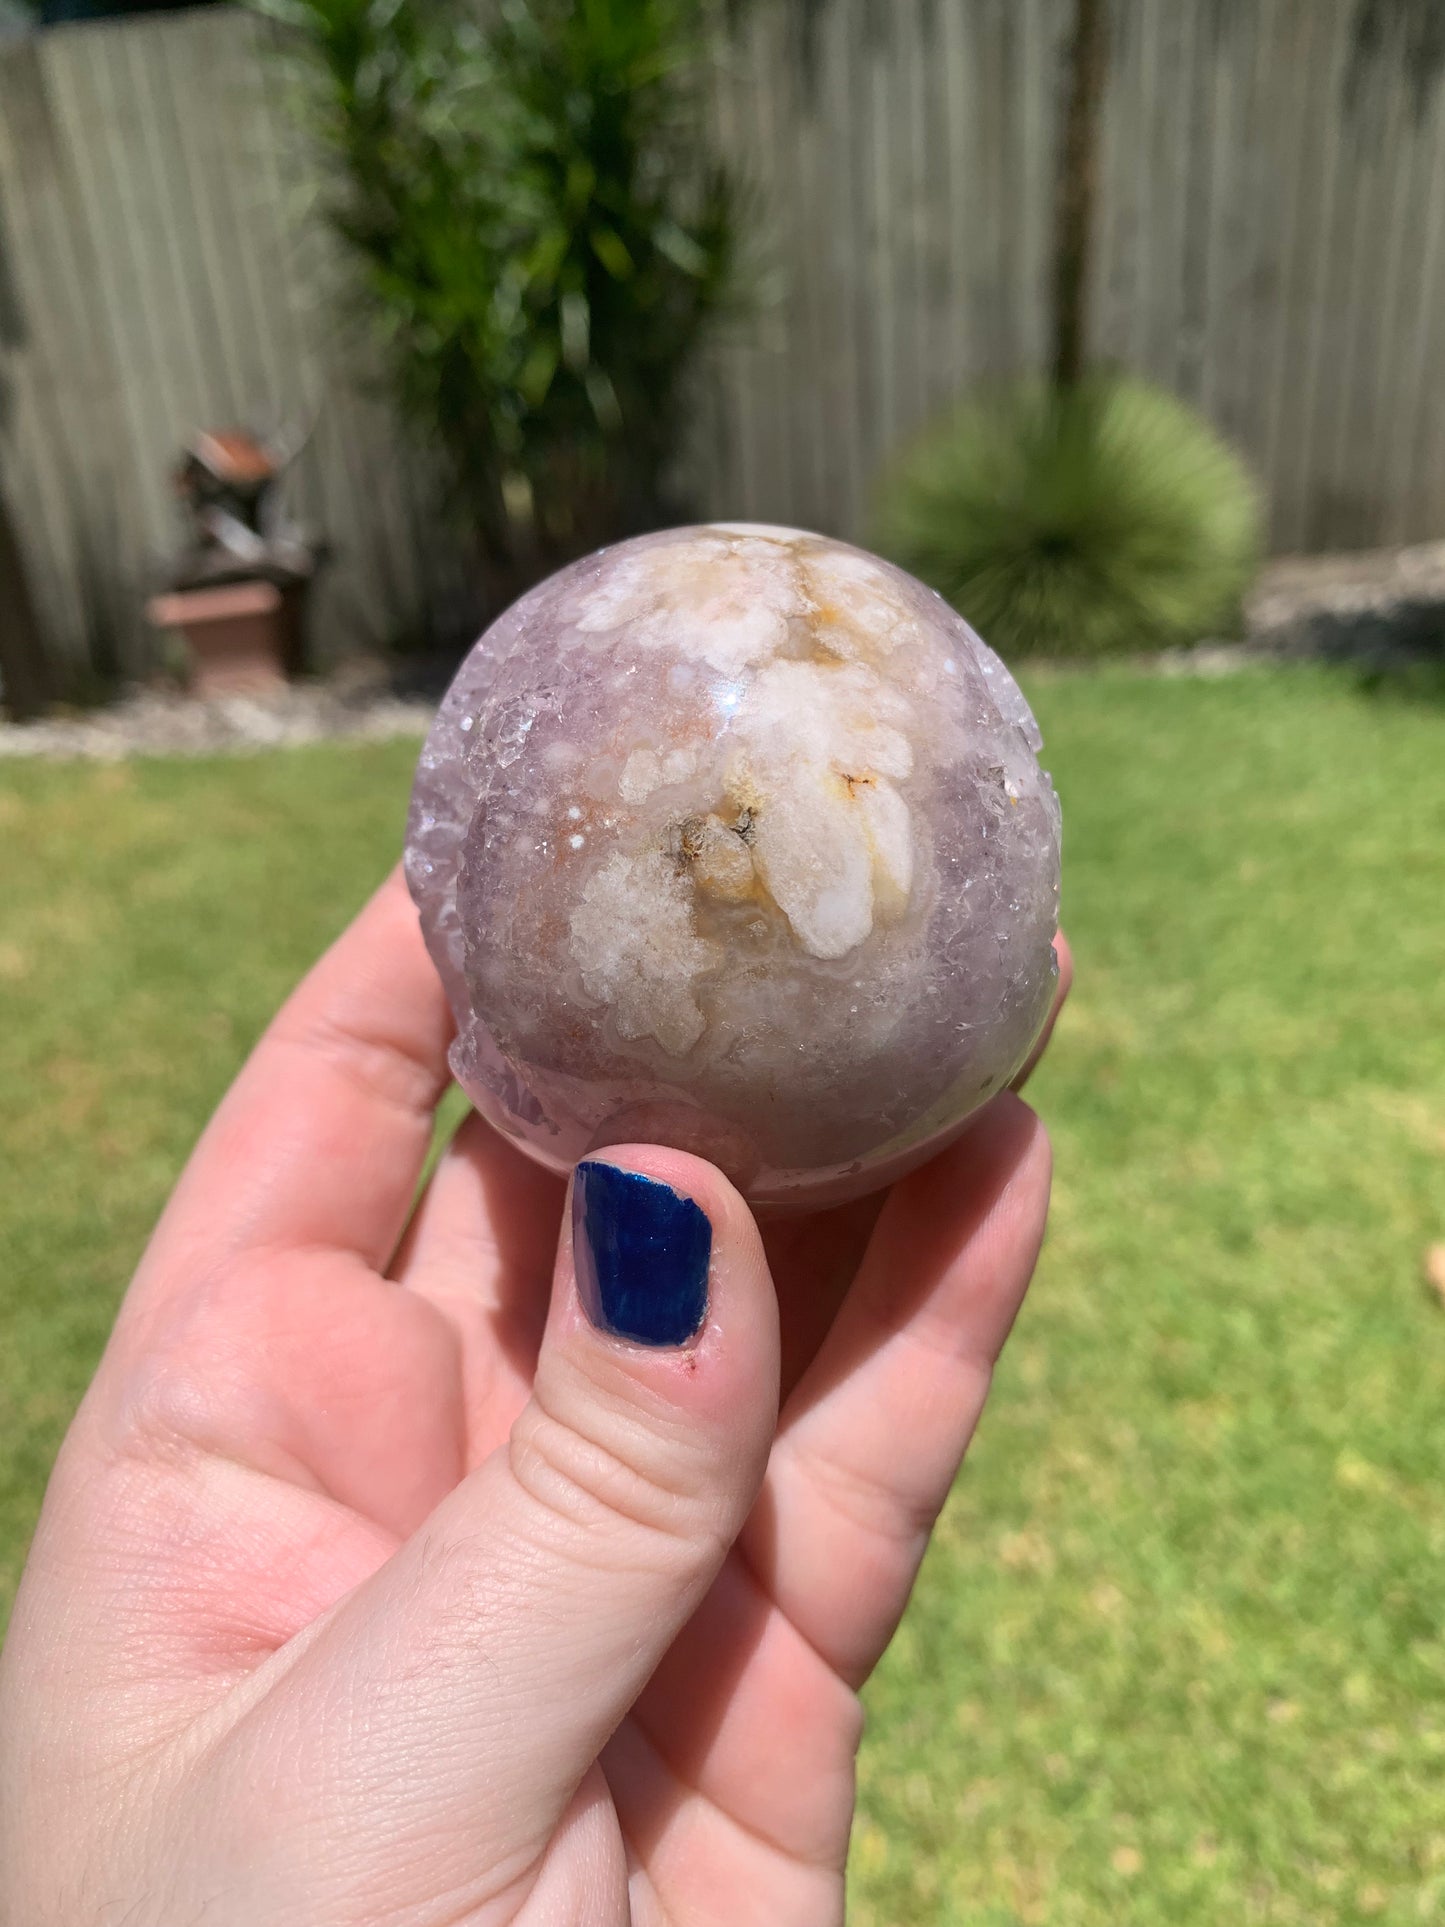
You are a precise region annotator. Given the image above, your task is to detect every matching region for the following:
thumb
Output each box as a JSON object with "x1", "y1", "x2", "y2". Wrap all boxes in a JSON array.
[{"x1": 227, "y1": 1148, "x2": 781, "y2": 1923}]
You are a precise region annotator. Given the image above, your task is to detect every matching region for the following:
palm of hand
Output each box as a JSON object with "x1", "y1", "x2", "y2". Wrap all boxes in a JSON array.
[{"x1": 0, "y1": 876, "x2": 1059, "y2": 1927}]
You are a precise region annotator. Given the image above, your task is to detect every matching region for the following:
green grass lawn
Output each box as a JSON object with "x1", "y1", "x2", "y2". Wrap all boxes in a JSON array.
[{"x1": 2, "y1": 669, "x2": 1443, "y2": 1923}]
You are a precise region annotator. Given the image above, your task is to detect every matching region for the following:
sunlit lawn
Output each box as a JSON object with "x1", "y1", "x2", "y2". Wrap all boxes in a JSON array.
[{"x1": 2, "y1": 667, "x2": 1443, "y2": 1923}]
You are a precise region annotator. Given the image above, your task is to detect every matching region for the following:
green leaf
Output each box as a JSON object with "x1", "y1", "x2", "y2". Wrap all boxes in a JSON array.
[
  {"x1": 652, "y1": 218, "x2": 708, "y2": 277},
  {"x1": 589, "y1": 224, "x2": 635, "y2": 279},
  {"x1": 518, "y1": 338, "x2": 560, "y2": 405}
]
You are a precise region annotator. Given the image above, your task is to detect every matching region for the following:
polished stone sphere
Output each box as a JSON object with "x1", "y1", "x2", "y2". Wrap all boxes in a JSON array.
[{"x1": 405, "y1": 525, "x2": 1061, "y2": 1210}]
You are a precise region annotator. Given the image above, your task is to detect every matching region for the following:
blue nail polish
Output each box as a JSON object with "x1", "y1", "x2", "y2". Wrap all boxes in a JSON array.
[{"x1": 572, "y1": 1162, "x2": 711, "y2": 1347}]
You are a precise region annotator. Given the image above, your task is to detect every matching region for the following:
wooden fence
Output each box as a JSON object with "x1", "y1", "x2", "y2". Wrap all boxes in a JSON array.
[{"x1": 3, "y1": 0, "x2": 1445, "y2": 685}]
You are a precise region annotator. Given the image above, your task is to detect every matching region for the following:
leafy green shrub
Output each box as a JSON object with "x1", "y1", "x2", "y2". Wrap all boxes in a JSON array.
[
  {"x1": 874, "y1": 375, "x2": 1262, "y2": 659},
  {"x1": 266, "y1": 0, "x2": 743, "y2": 601}
]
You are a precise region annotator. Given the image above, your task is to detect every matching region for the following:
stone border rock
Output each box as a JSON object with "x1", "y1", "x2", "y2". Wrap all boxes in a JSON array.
[{"x1": 1242, "y1": 542, "x2": 1445, "y2": 669}]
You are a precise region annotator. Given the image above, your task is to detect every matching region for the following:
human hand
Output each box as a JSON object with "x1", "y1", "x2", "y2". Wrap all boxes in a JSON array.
[{"x1": 0, "y1": 871, "x2": 1066, "y2": 1926}]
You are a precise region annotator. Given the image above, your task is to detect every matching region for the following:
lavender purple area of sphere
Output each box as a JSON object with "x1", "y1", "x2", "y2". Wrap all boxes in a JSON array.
[{"x1": 405, "y1": 524, "x2": 1062, "y2": 1211}]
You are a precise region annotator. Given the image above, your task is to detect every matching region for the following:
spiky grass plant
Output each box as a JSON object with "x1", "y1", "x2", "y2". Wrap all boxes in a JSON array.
[{"x1": 874, "y1": 375, "x2": 1262, "y2": 660}]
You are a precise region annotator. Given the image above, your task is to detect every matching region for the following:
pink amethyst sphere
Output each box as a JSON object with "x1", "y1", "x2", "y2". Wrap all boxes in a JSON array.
[{"x1": 405, "y1": 524, "x2": 1062, "y2": 1210}]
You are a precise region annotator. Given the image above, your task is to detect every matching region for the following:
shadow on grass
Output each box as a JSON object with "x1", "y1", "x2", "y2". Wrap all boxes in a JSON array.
[
  {"x1": 1276, "y1": 603, "x2": 1445, "y2": 706},
  {"x1": 1351, "y1": 656, "x2": 1445, "y2": 705}
]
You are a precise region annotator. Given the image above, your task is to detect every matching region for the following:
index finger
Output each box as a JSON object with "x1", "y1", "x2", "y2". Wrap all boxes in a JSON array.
[{"x1": 132, "y1": 867, "x2": 453, "y2": 1308}]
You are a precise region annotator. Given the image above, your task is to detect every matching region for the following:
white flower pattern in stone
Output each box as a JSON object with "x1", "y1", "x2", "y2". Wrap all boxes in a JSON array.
[
  {"x1": 573, "y1": 533, "x2": 802, "y2": 675},
  {"x1": 567, "y1": 850, "x2": 718, "y2": 1057},
  {"x1": 728, "y1": 658, "x2": 915, "y2": 961}
]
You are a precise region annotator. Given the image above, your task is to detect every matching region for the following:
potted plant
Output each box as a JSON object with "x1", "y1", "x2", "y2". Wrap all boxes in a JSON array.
[{"x1": 146, "y1": 427, "x2": 323, "y2": 698}]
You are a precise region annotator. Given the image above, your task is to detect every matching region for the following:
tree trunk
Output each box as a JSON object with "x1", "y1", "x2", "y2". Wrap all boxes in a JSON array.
[
  {"x1": 1052, "y1": 0, "x2": 1110, "y2": 391},
  {"x1": 0, "y1": 485, "x2": 54, "y2": 721}
]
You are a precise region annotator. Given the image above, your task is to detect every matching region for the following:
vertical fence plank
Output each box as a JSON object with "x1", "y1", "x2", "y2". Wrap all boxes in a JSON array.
[
  {"x1": 1254, "y1": 0, "x2": 1323, "y2": 547},
  {"x1": 0, "y1": 42, "x2": 90, "y2": 675},
  {"x1": 844, "y1": 0, "x2": 881, "y2": 514},
  {"x1": 1198, "y1": 0, "x2": 1264, "y2": 452},
  {"x1": 1299, "y1": 7, "x2": 1364, "y2": 549},
  {"x1": 1386, "y1": 87, "x2": 1445, "y2": 544},
  {"x1": 1175, "y1": 0, "x2": 1213, "y2": 407},
  {"x1": 1128, "y1": 0, "x2": 1162, "y2": 374},
  {"x1": 996, "y1": 0, "x2": 1026, "y2": 369},
  {"x1": 1092, "y1": 0, "x2": 1135, "y2": 370},
  {"x1": 1327, "y1": 37, "x2": 1402, "y2": 549},
  {"x1": 940, "y1": 0, "x2": 978, "y2": 403},
  {"x1": 1018, "y1": 0, "x2": 1061, "y2": 376},
  {"x1": 973, "y1": 0, "x2": 1009, "y2": 376},
  {"x1": 741, "y1": 0, "x2": 791, "y2": 526},
  {"x1": 693, "y1": 11, "x2": 746, "y2": 522},
  {"x1": 899, "y1": 0, "x2": 935, "y2": 437},
  {"x1": 1405, "y1": 84, "x2": 1445, "y2": 545},
  {"x1": 1366, "y1": 74, "x2": 1438, "y2": 543},
  {"x1": 39, "y1": 23, "x2": 184, "y2": 665},
  {"x1": 927, "y1": 0, "x2": 957, "y2": 396},
  {"x1": 155, "y1": 11, "x2": 274, "y2": 428},
  {"x1": 823, "y1": 0, "x2": 868, "y2": 534}
]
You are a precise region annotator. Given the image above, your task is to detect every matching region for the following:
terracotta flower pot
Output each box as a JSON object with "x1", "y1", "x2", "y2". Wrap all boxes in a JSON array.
[{"x1": 146, "y1": 581, "x2": 291, "y2": 698}]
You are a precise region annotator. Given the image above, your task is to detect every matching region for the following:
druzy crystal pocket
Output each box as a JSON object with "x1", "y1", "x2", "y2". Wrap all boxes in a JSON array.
[{"x1": 405, "y1": 525, "x2": 1061, "y2": 1209}]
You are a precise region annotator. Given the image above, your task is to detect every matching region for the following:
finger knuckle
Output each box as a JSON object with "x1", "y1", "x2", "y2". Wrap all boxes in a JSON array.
[
  {"x1": 794, "y1": 1437, "x2": 944, "y2": 1561},
  {"x1": 507, "y1": 1392, "x2": 730, "y2": 1584}
]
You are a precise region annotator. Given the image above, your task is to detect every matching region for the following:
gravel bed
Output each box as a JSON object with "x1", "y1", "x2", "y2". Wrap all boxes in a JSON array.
[
  {"x1": 5, "y1": 544, "x2": 1442, "y2": 760},
  {"x1": 0, "y1": 679, "x2": 436, "y2": 762}
]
